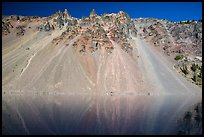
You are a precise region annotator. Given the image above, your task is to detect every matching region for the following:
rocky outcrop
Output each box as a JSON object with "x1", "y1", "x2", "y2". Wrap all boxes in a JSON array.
[
  {"x1": 134, "y1": 18, "x2": 202, "y2": 57},
  {"x1": 16, "y1": 25, "x2": 25, "y2": 36},
  {"x1": 2, "y1": 21, "x2": 13, "y2": 35},
  {"x1": 90, "y1": 9, "x2": 97, "y2": 20}
]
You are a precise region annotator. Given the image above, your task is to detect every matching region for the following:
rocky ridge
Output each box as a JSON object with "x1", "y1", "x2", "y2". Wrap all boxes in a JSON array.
[{"x1": 2, "y1": 9, "x2": 137, "y2": 56}]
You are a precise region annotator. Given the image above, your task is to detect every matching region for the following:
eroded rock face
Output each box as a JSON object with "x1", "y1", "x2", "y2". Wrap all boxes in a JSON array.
[
  {"x1": 34, "y1": 9, "x2": 138, "y2": 56},
  {"x1": 134, "y1": 18, "x2": 202, "y2": 57}
]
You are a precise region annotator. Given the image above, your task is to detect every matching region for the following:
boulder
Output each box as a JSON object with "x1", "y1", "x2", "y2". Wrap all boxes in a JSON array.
[{"x1": 44, "y1": 21, "x2": 51, "y2": 31}]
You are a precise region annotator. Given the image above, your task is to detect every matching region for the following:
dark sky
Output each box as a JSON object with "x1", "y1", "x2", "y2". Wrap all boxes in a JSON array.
[{"x1": 2, "y1": 2, "x2": 202, "y2": 22}]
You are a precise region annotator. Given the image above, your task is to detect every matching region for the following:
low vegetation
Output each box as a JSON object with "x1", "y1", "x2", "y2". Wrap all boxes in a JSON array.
[
  {"x1": 175, "y1": 62, "x2": 202, "y2": 86},
  {"x1": 191, "y1": 63, "x2": 199, "y2": 72},
  {"x1": 175, "y1": 55, "x2": 184, "y2": 61}
]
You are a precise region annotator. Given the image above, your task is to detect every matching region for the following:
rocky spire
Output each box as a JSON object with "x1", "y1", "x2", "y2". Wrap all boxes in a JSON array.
[
  {"x1": 90, "y1": 9, "x2": 97, "y2": 18},
  {"x1": 90, "y1": 9, "x2": 97, "y2": 21},
  {"x1": 63, "y1": 9, "x2": 71, "y2": 18}
]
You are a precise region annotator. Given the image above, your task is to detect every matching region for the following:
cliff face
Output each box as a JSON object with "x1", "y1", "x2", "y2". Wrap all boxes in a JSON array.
[
  {"x1": 2, "y1": 10, "x2": 151, "y2": 95},
  {"x1": 134, "y1": 18, "x2": 202, "y2": 57}
]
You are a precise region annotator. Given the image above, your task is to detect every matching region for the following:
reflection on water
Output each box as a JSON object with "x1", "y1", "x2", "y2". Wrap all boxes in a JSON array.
[{"x1": 2, "y1": 93, "x2": 202, "y2": 135}]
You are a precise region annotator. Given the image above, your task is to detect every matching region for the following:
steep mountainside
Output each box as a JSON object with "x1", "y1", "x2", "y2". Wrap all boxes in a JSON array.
[{"x1": 2, "y1": 9, "x2": 150, "y2": 95}]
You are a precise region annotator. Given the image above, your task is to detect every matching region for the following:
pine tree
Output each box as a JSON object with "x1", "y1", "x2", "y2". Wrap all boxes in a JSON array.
[
  {"x1": 191, "y1": 63, "x2": 198, "y2": 72},
  {"x1": 181, "y1": 64, "x2": 189, "y2": 75}
]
